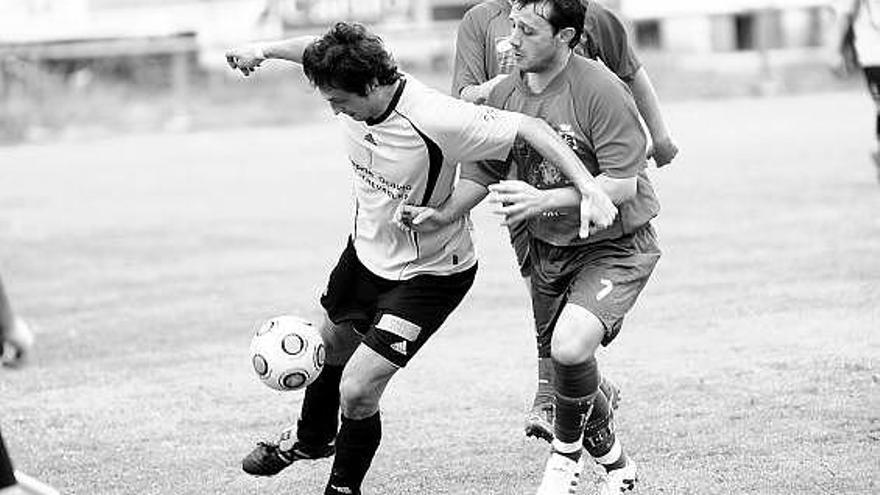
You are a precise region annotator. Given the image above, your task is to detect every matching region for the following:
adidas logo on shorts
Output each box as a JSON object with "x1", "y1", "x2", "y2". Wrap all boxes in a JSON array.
[{"x1": 390, "y1": 341, "x2": 407, "y2": 355}]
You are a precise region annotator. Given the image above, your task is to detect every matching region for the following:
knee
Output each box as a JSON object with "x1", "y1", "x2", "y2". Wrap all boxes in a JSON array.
[
  {"x1": 321, "y1": 321, "x2": 360, "y2": 366},
  {"x1": 550, "y1": 306, "x2": 604, "y2": 365},
  {"x1": 339, "y1": 375, "x2": 379, "y2": 419}
]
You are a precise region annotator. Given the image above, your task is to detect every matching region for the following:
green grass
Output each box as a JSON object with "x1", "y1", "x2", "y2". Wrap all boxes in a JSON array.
[{"x1": 0, "y1": 89, "x2": 877, "y2": 494}]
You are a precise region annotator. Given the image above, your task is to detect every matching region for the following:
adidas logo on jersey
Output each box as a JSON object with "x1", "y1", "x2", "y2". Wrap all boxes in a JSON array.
[
  {"x1": 390, "y1": 341, "x2": 407, "y2": 355},
  {"x1": 363, "y1": 133, "x2": 377, "y2": 145}
]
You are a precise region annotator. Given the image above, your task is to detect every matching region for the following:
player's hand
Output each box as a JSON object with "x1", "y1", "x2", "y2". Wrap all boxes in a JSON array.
[
  {"x1": 1, "y1": 318, "x2": 34, "y2": 368},
  {"x1": 394, "y1": 204, "x2": 449, "y2": 232},
  {"x1": 577, "y1": 184, "x2": 617, "y2": 239},
  {"x1": 464, "y1": 75, "x2": 508, "y2": 104},
  {"x1": 649, "y1": 136, "x2": 679, "y2": 167},
  {"x1": 225, "y1": 45, "x2": 266, "y2": 77},
  {"x1": 487, "y1": 180, "x2": 548, "y2": 225}
]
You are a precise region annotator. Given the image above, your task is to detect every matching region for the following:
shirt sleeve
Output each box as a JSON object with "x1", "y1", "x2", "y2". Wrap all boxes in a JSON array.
[
  {"x1": 460, "y1": 159, "x2": 510, "y2": 187},
  {"x1": 424, "y1": 93, "x2": 523, "y2": 165},
  {"x1": 574, "y1": 68, "x2": 646, "y2": 179},
  {"x1": 452, "y1": 8, "x2": 491, "y2": 97},
  {"x1": 582, "y1": 4, "x2": 641, "y2": 82}
]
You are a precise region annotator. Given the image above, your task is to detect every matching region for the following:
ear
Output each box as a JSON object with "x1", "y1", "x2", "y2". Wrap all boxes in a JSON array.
[{"x1": 557, "y1": 26, "x2": 578, "y2": 46}]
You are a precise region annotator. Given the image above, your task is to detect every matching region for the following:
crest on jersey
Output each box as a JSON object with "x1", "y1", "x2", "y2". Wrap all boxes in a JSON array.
[{"x1": 363, "y1": 133, "x2": 377, "y2": 145}]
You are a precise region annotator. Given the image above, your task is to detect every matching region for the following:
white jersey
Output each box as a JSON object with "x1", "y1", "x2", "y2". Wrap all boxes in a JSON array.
[{"x1": 338, "y1": 75, "x2": 522, "y2": 280}]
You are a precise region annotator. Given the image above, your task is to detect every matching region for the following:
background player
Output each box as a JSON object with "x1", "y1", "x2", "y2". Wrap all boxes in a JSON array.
[
  {"x1": 225, "y1": 21, "x2": 617, "y2": 495},
  {"x1": 834, "y1": 0, "x2": 880, "y2": 181}
]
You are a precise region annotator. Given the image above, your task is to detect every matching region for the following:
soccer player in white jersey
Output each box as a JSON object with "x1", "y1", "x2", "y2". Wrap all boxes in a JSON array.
[
  {"x1": 225, "y1": 22, "x2": 617, "y2": 495},
  {"x1": 399, "y1": 0, "x2": 660, "y2": 493}
]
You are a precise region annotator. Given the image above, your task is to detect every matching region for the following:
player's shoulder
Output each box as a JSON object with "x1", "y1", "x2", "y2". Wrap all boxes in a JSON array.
[
  {"x1": 462, "y1": 0, "x2": 510, "y2": 22},
  {"x1": 567, "y1": 55, "x2": 621, "y2": 84},
  {"x1": 398, "y1": 75, "x2": 472, "y2": 123},
  {"x1": 565, "y1": 56, "x2": 631, "y2": 99},
  {"x1": 584, "y1": 0, "x2": 625, "y2": 25}
]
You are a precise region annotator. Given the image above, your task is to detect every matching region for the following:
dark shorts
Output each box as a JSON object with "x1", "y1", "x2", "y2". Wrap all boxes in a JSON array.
[
  {"x1": 864, "y1": 66, "x2": 880, "y2": 103},
  {"x1": 0, "y1": 427, "x2": 16, "y2": 489},
  {"x1": 320, "y1": 238, "x2": 477, "y2": 368},
  {"x1": 509, "y1": 219, "x2": 532, "y2": 278},
  {"x1": 530, "y1": 223, "x2": 661, "y2": 347}
]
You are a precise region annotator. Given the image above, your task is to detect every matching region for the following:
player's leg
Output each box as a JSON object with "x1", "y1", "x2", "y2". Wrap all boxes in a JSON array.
[
  {"x1": 536, "y1": 302, "x2": 604, "y2": 495},
  {"x1": 513, "y1": 223, "x2": 557, "y2": 441},
  {"x1": 324, "y1": 345, "x2": 397, "y2": 495},
  {"x1": 324, "y1": 265, "x2": 477, "y2": 495},
  {"x1": 0, "y1": 277, "x2": 13, "y2": 335},
  {"x1": 864, "y1": 66, "x2": 880, "y2": 181},
  {"x1": 0, "y1": 428, "x2": 18, "y2": 495},
  {"x1": 571, "y1": 225, "x2": 660, "y2": 494}
]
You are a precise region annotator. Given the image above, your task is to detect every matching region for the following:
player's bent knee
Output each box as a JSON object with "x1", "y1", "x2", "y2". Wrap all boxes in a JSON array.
[
  {"x1": 551, "y1": 305, "x2": 604, "y2": 364},
  {"x1": 339, "y1": 375, "x2": 380, "y2": 419},
  {"x1": 321, "y1": 322, "x2": 361, "y2": 365}
]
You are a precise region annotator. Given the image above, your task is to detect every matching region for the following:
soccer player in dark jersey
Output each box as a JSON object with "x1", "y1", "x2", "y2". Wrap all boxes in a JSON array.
[
  {"x1": 452, "y1": 0, "x2": 675, "y2": 442},
  {"x1": 225, "y1": 22, "x2": 619, "y2": 495},
  {"x1": 400, "y1": 1, "x2": 659, "y2": 492}
]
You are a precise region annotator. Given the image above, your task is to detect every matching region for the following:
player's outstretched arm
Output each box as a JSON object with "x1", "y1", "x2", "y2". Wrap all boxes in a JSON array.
[
  {"x1": 225, "y1": 36, "x2": 318, "y2": 76},
  {"x1": 488, "y1": 175, "x2": 636, "y2": 226},
  {"x1": 515, "y1": 116, "x2": 617, "y2": 238},
  {"x1": 628, "y1": 68, "x2": 678, "y2": 167}
]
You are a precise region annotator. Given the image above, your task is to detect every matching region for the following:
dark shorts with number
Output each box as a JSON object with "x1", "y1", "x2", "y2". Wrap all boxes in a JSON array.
[
  {"x1": 320, "y1": 238, "x2": 477, "y2": 368},
  {"x1": 530, "y1": 223, "x2": 661, "y2": 349}
]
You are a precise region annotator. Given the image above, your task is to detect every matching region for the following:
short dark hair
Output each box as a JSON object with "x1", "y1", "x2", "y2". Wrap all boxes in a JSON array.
[
  {"x1": 302, "y1": 22, "x2": 401, "y2": 96},
  {"x1": 513, "y1": 0, "x2": 585, "y2": 49}
]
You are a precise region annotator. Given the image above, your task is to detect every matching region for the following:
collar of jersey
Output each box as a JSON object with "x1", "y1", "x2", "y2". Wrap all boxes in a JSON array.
[
  {"x1": 514, "y1": 55, "x2": 574, "y2": 98},
  {"x1": 366, "y1": 77, "x2": 407, "y2": 126}
]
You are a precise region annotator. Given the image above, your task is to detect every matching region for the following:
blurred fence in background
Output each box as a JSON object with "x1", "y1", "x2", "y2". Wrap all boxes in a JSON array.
[{"x1": 0, "y1": 0, "x2": 860, "y2": 145}]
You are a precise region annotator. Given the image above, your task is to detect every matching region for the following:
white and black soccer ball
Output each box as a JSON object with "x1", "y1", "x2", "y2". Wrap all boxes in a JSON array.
[{"x1": 250, "y1": 315, "x2": 325, "y2": 392}]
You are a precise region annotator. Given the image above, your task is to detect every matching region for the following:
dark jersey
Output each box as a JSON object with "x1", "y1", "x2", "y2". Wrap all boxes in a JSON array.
[{"x1": 461, "y1": 55, "x2": 659, "y2": 246}]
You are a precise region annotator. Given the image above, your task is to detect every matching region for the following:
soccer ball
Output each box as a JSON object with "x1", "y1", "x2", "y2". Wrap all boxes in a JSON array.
[{"x1": 250, "y1": 315, "x2": 325, "y2": 392}]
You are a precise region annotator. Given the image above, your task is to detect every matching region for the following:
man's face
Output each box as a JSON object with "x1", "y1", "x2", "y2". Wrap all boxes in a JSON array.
[
  {"x1": 319, "y1": 86, "x2": 377, "y2": 122},
  {"x1": 508, "y1": 2, "x2": 567, "y2": 73}
]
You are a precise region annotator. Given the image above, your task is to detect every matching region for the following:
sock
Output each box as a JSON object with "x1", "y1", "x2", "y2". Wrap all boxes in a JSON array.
[
  {"x1": 0, "y1": 429, "x2": 17, "y2": 489},
  {"x1": 534, "y1": 357, "x2": 555, "y2": 406},
  {"x1": 594, "y1": 438, "x2": 627, "y2": 472},
  {"x1": 298, "y1": 364, "x2": 344, "y2": 447},
  {"x1": 325, "y1": 412, "x2": 381, "y2": 495},
  {"x1": 551, "y1": 438, "x2": 583, "y2": 462},
  {"x1": 583, "y1": 388, "x2": 616, "y2": 458},
  {"x1": 553, "y1": 359, "x2": 600, "y2": 444}
]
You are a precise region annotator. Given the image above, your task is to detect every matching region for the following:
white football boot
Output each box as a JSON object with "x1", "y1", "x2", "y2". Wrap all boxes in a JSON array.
[
  {"x1": 536, "y1": 449, "x2": 585, "y2": 495},
  {"x1": 597, "y1": 456, "x2": 638, "y2": 495}
]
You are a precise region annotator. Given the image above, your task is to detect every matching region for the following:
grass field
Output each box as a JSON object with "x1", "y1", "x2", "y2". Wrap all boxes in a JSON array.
[{"x1": 0, "y1": 87, "x2": 878, "y2": 494}]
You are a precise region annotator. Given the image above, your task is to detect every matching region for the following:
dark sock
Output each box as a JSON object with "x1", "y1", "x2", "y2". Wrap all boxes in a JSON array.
[
  {"x1": 0, "y1": 428, "x2": 17, "y2": 489},
  {"x1": 325, "y1": 412, "x2": 382, "y2": 495},
  {"x1": 583, "y1": 388, "x2": 616, "y2": 458},
  {"x1": 298, "y1": 364, "x2": 344, "y2": 447},
  {"x1": 553, "y1": 359, "x2": 600, "y2": 444},
  {"x1": 534, "y1": 357, "x2": 555, "y2": 406}
]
